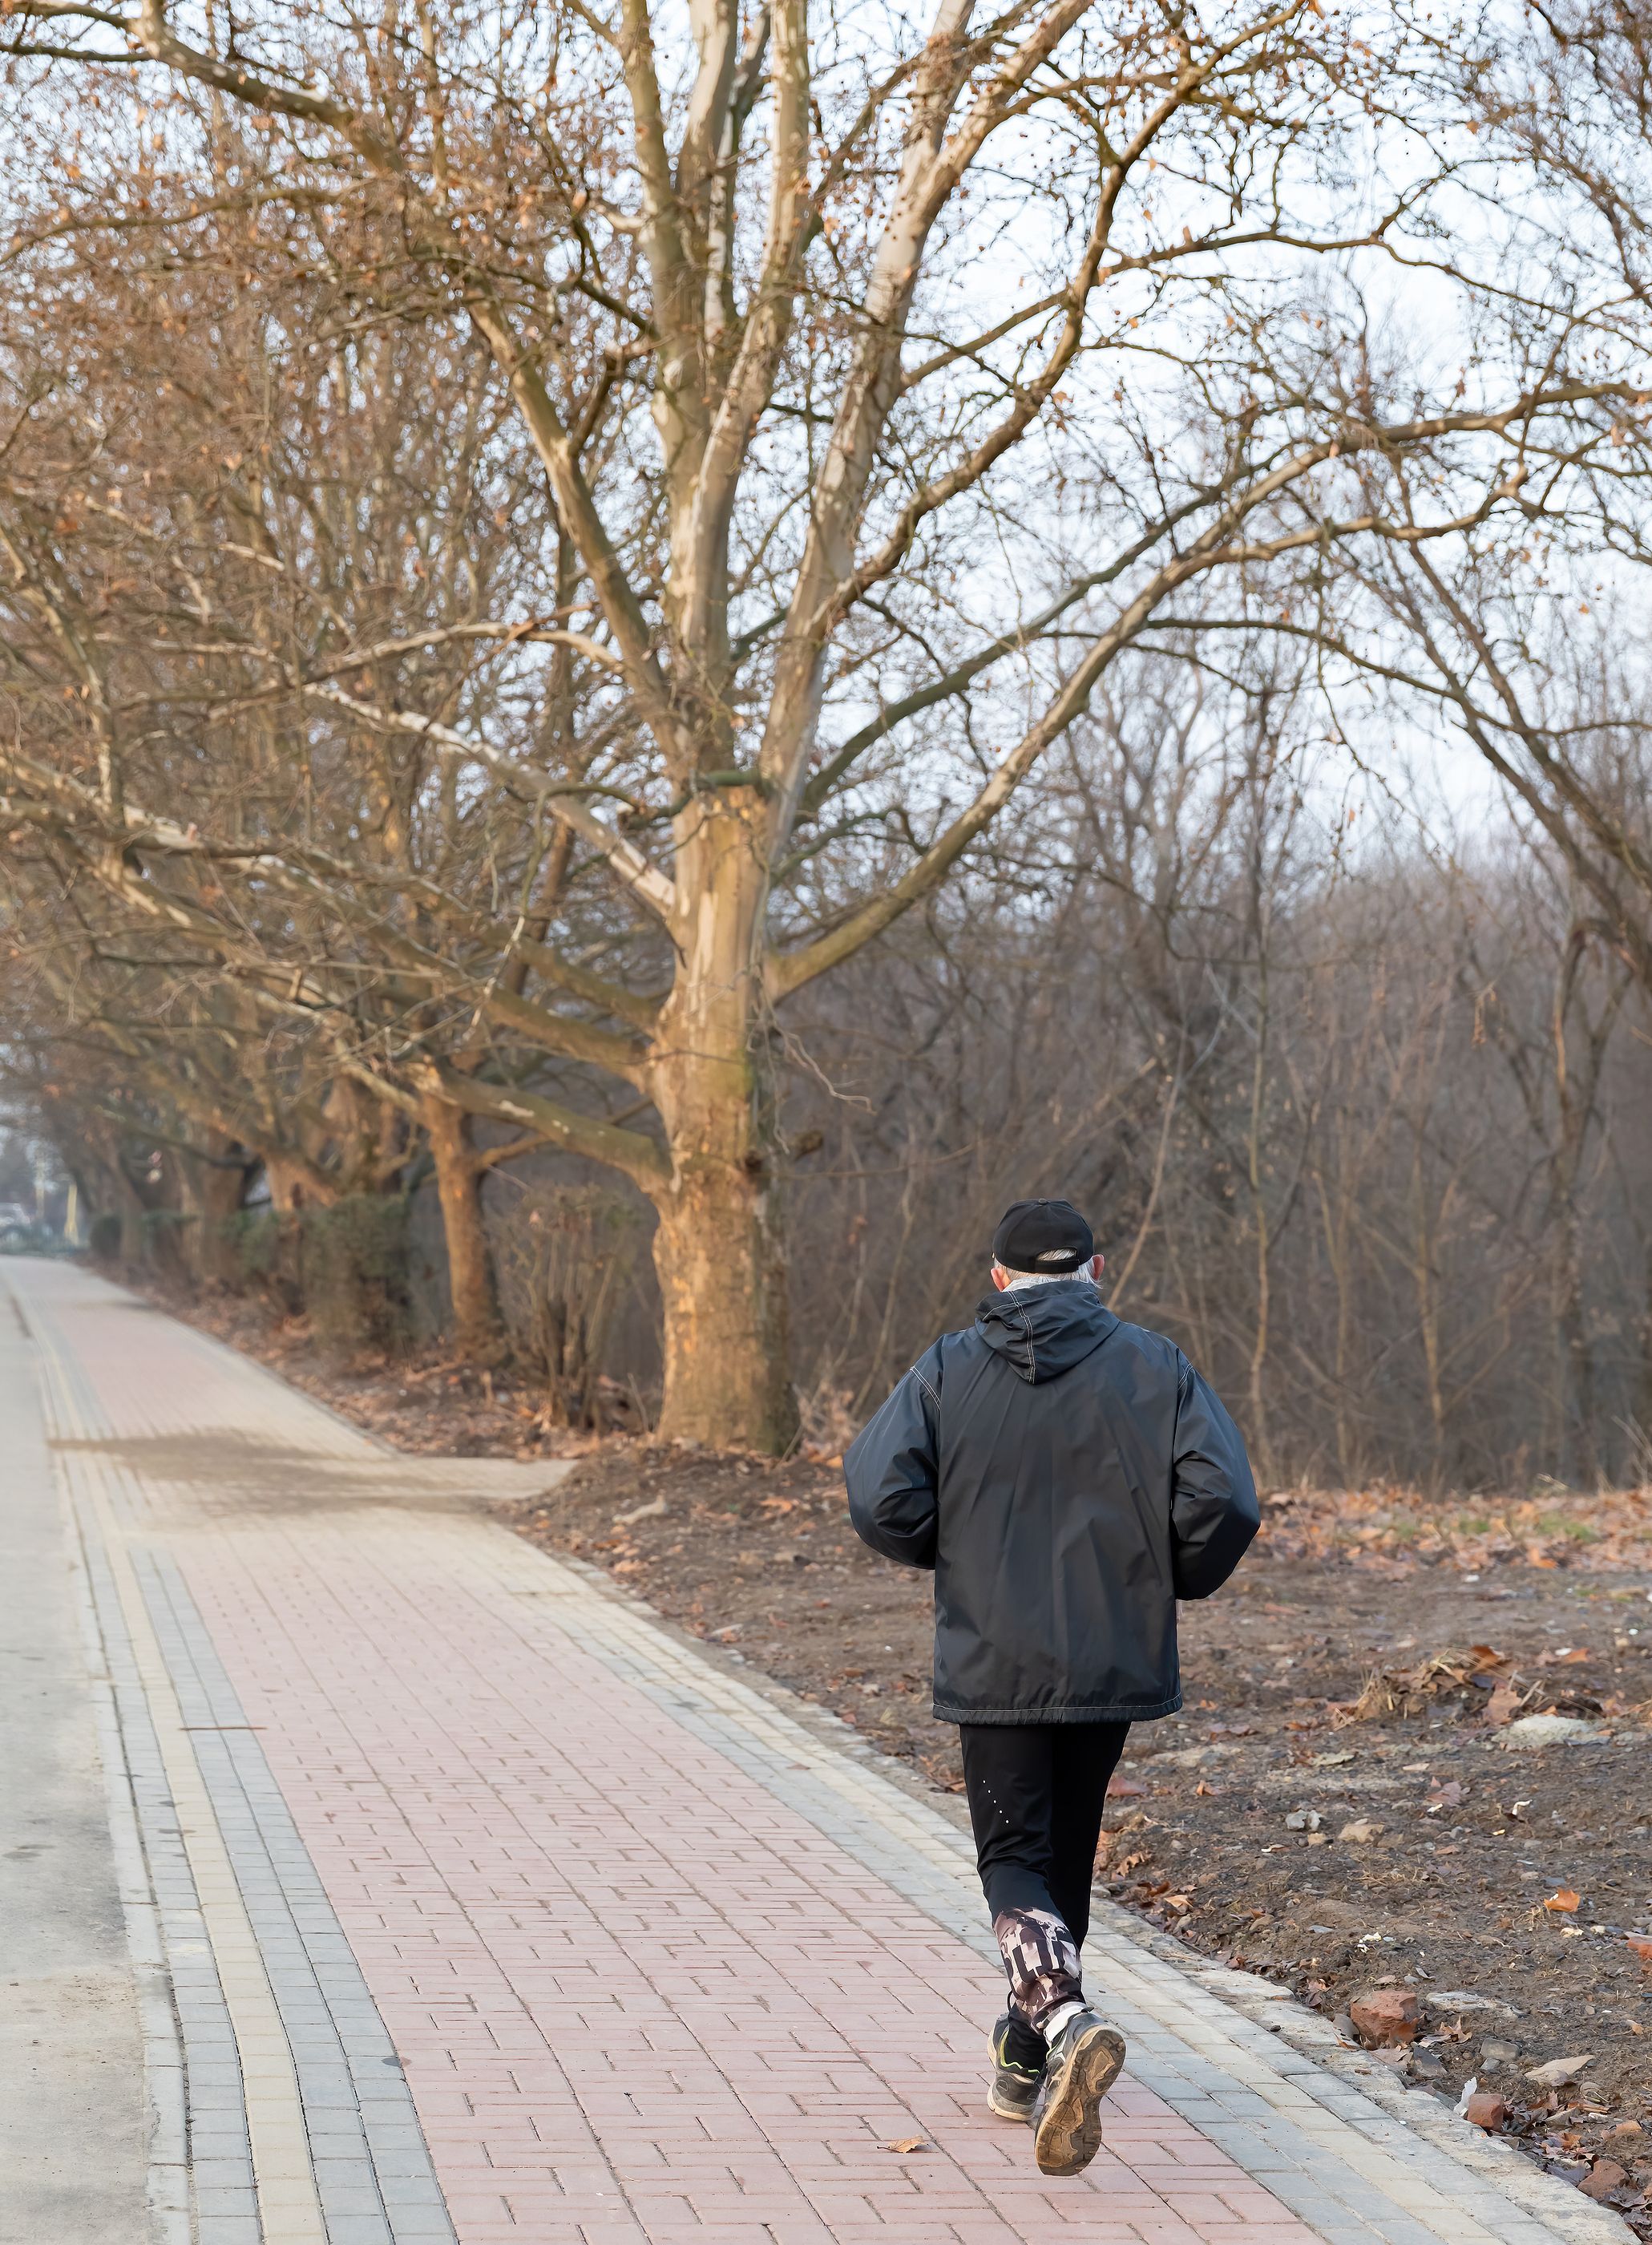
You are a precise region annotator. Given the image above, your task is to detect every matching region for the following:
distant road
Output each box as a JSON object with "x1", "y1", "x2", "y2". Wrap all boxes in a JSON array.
[{"x1": 0, "y1": 1272, "x2": 147, "y2": 2243}]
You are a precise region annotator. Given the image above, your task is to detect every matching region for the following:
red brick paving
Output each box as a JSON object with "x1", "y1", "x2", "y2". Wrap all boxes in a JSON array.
[
  {"x1": 185, "y1": 1520, "x2": 1320, "y2": 2241},
  {"x1": 38, "y1": 1272, "x2": 1331, "y2": 2243}
]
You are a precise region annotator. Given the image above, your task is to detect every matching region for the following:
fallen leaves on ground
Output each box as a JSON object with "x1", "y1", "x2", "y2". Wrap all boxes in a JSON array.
[
  {"x1": 1526, "y1": 2054, "x2": 1594, "y2": 2087},
  {"x1": 1483, "y1": 1675, "x2": 1528, "y2": 1725},
  {"x1": 1334, "y1": 1648, "x2": 1505, "y2": 1725},
  {"x1": 1328, "y1": 1640, "x2": 1632, "y2": 1733},
  {"x1": 1262, "y1": 1485, "x2": 1652, "y2": 1574}
]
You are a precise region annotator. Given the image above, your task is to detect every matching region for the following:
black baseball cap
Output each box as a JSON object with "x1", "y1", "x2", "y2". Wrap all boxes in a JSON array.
[{"x1": 992, "y1": 1197, "x2": 1094, "y2": 1275}]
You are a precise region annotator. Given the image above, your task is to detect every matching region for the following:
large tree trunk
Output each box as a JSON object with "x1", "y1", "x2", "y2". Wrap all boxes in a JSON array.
[
  {"x1": 176, "y1": 1131, "x2": 248, "y2": 1281},
  {"x1": 421, "y1": 1090, "x2": 503, "y2": 1362},
  {"x1": 262, "y1": 1164, "x2": 297, "y2": 1212},
  {"x1": 82, "y1": 1118, "x2": 148, "y2": 1273},
  {"x1": 650, "y1": 1144, "x2": 795, "y2": 1450},
  {"x1": 648, "y1": 795, "x2": 798, "y2": 1452}
]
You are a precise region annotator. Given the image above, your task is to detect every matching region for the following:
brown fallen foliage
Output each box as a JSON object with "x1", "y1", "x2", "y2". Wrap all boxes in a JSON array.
[
  {"x1": 1331, "y1": 1636, "x2": 1649, "y2": 1731},
  {"x1": 1335, "y1": 1648, "x2": 1507, "y2": 1725},
  {"x1": 1262, "y1": 1485, "x2": 1652, "y2": 1575}
]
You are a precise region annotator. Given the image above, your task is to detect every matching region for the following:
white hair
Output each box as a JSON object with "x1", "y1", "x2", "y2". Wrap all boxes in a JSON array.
[{"x1": 993, "y1": 1253, "x2": 1097, "y2": 1291}]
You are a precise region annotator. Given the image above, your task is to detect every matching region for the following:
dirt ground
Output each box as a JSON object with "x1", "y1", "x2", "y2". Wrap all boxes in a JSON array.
[{"x1": 133, "y1": 1276, "x2": 1652, "y2": 2226}]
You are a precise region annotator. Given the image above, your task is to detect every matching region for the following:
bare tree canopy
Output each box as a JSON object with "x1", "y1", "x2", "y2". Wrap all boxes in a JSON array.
[{"x1": 5, "y1": 0, "x2": 1652, "y2": 1446}]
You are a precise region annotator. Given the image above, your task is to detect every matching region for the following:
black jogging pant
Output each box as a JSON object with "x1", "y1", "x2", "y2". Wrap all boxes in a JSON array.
[{"x1": 959, "y1": 1721, "x2": 1130, "y2": 2062}]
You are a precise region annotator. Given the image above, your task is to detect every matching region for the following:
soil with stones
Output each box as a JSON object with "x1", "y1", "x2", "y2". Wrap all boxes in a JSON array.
[{"x1": 511, "y1": 1447, "x2": 1652, "y2": 2232}]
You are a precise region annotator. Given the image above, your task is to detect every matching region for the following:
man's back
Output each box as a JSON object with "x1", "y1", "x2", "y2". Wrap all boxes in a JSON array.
[
  {"x1": 845, "y1": 1282, "x2": 1258, "y2": 1723},
  {"x1": 842, "y1": 1199, "x2": 1258, "y2": 2178}
]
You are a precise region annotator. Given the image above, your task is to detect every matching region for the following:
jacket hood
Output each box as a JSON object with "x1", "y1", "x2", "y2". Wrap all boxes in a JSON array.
[{"x1": 974, "y1": 1284, "x2": 1117, "y2": 1384}]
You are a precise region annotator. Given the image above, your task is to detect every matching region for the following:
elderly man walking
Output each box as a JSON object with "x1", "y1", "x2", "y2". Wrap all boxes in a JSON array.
[{"x1": 845, "y1": 1197, "x2": 1258, "y2": 2177}]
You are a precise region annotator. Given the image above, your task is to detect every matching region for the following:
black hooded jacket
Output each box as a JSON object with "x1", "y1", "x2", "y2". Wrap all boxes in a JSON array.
[{"x1": 844, "y1": 1284, "x2": 1258, "y2": 1724}]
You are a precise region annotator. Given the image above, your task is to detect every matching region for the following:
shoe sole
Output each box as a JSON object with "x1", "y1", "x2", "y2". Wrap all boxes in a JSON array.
[{"x1": 1034, "y1": 2022, "x2": 1126, "y2": 2177}]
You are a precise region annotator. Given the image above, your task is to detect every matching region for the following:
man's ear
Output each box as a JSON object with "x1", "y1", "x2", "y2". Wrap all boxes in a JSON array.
[
  {"x1": 991, "y1": 1261, "x2": 1011, "y2": 1292},
  {"x1": 1092, "y1": 1253, "x2": 1105, "y2": 1280}
]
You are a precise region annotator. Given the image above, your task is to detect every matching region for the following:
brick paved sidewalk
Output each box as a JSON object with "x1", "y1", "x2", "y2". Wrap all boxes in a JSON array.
[{"x1": 6, "y1": 1260, "x2": 1631, "y2": 2245}]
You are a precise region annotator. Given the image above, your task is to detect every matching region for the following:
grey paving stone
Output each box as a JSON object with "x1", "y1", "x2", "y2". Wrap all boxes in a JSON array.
[
  {"x1": 130, "y1": 1551, "x2": 458, "y2": 2245},
  {"x1": 186, "y1": 2127, "x2": 252, "y2": 2156},
  {"x1": 188, "y1": 2084, "x2": 252, "y2": 2114},
  {"x1": 194, "y1": 2185, "x2": 265, "y2": 2217},
  {"x1": 323, "y1": 2217, "x2": 396, "y2": 2245}
]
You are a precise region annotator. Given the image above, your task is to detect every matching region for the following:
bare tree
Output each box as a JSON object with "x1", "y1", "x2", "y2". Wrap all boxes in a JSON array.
[{"x1": 2, "y1": 0, "x2": 1646, "y2": 1446}]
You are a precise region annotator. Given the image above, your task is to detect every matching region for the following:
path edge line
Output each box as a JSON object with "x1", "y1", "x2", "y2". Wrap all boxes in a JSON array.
[{"x1": 26, "y1": 1290, "x2": 329, "y2": 2244}]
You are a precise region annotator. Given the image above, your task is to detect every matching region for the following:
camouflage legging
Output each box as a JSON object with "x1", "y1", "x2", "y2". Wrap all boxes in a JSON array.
[{"x1": 992, "y1": 1903, "x2": 1085, "y2": 2033}]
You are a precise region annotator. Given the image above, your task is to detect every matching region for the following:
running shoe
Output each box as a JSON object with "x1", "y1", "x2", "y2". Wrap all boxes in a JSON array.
[
  {"x1": 987, "y1": 2012, "x2": 1046, "y2": 2122},
  {"x1": 1033, "y1": 2008, "x2": 1126, "y2": 2175}
]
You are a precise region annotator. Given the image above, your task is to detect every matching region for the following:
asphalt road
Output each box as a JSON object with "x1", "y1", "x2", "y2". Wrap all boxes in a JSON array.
[{"x1": 0, "y1": 1277, "x2": 147, "y2": 2243}]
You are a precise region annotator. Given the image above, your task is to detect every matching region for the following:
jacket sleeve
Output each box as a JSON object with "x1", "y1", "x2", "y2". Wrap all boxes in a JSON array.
[
  {"x1": 1169, "y1": 1353, "x2": 1260, "y2": 1599},
  {"x1": 843, "y1": 1347, "x2": 941, "y2": 1571}
]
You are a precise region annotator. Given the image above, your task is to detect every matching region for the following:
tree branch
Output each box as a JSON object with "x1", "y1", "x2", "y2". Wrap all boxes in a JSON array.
[
  {"x1": 299, "y1": 682, "x2": 679, "y2": 920},
  {"x1": 795, "y1": 498, "x2": 1212, "y2": 819},
  {"x1": 418, "y1": 1062, "x2": 671, "y2": 1187},
  {"x1": 767, "y1": 382, "x2": 1624, "y2": 995}
]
